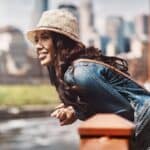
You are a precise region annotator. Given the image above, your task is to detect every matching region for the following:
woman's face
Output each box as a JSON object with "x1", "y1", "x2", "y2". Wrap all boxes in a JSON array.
[{"x1": 35, "y1": 30, "x2": 55, "y2": 66}]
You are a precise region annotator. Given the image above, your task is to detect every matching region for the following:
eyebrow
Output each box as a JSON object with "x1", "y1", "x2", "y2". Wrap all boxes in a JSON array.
[
  {"x1": 34, "y1": 31, "x2": 51, "y2": 42},
  {"x1": 40, "y1": 31, "x2": 51, "y2": 36}
]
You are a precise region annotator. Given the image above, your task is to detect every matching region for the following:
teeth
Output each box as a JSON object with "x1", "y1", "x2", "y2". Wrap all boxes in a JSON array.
[
  {"x1": 39, "y1": 54, "x2": 46, "y2": 60},
  {"x1": 39, "y1": 50, "x2": 48, "y2": 54},
  {"x1": 42, "y1": 50, "x2": 48, "y2": 53}
]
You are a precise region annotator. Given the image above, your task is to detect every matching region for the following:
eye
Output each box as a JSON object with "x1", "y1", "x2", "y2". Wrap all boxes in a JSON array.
[
  {"x1": 34, "y1": 35, "x2": 39, "y2": 43},
  {"x1": 41, "y1": 33, "x2": 51, "y2": 40}
]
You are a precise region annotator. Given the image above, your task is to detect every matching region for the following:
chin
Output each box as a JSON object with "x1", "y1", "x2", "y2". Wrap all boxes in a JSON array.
[
  {"x1": 40, "y1": 59, "x2": 51, "y2": 66},
  {"x1": 40, "y1": 62, "x2": 49, "y2": 66}
]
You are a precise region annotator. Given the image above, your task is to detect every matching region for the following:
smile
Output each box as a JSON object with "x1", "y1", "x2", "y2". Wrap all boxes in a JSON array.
[
  {"x1": 38, "y1": 49, "x2": 49, "y2": 55},
  {"x1": 39, "y1": 53, "x2": 47, "y2": 60}
]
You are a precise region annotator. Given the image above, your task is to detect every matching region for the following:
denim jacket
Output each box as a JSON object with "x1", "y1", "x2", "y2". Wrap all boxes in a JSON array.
[
  {"x1": 64, "y1": 59, "x2": 149, "y2": 118},
  {"x1": 64, "y1": 58, "x2": 150, "y2": 149}
]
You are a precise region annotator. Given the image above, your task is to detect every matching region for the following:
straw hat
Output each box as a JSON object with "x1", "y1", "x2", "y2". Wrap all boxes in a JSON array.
[{"x1": 27, "y1": 9, "x2": 84, "y2": 47}]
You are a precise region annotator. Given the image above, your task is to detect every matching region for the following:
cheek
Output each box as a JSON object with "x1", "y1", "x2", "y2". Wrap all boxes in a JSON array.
[
  {"x1": 46, "y1": 39, "x2": 54, "y2": 50},
  {"x1": 47, "y1": 46, "x2": 55, "y2": 59},
  {"x1": 47, "y1": 52, "x2": 55, "y2": 64},
  {"x1": 40, "y1": 54, "x2": 52, "y2": 66},
  {"x1": 46, "y1": 53, "x2": 52, "y2": 60}
]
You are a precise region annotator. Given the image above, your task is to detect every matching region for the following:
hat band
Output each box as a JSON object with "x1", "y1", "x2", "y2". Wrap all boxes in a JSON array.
[{"x1": 37, "y1": 26, "x2": 79, "y2": 39}]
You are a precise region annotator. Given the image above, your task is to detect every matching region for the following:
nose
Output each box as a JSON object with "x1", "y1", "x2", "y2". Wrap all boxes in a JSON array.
[{"x1": 35, "y1": 41, "x2": 43, "y2": 53}]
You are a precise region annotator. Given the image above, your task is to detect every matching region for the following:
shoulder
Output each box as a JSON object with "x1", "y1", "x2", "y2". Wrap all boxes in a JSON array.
[
  {"x1": 64, "y1": 60, "x2": 90, "y2": 87},
  {"x1": 64, "y1": 59, "x2": 107, "y2": 87}
]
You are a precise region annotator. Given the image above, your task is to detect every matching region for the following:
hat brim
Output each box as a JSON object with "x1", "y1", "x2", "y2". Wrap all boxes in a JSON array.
[{"x1": 26, "y1": 27, "x2": 84, "y2": 48}]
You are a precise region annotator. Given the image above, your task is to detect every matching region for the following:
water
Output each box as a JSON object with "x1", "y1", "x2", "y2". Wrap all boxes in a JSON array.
[{"x1": 0, "y1": 117, "x2": 81, "y2": 150}]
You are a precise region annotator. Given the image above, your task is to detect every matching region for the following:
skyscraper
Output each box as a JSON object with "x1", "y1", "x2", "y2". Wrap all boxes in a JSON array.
[
  {"x1": 106, "y1": 16, "x2": 126, "y2": 54},
  {"x1": 135, "y1": 14, "x2": 150, "y2": 41},
  {"x1": 80, "y1": 0, "x2": 100, "y2": 48},
  {"x1": 30, "y1": 0, "x2": 49, "y2": 27},
  {"x1": 58, "y1": 4, "x2": 79, "y2": 21}
]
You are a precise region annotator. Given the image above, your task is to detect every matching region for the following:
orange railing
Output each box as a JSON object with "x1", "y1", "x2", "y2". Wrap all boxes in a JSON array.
[{"x1": 78, "y1": 114, "x2": 135, "y2": 150}]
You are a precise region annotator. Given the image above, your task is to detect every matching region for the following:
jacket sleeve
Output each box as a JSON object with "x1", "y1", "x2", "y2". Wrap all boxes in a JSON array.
[{"x1": 64, "y1": 62, "x2": 134, "y2": 121}]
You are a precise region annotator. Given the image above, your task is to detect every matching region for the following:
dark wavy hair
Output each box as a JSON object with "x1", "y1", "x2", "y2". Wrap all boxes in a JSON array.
[{"x1": 47, "y1": 31, "x2": 129, "y2": 109}]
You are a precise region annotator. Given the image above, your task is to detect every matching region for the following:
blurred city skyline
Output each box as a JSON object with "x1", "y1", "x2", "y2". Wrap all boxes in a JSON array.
[
  {"x1": 0, "y1": 0, "x2": 149, "y2": 34},
  {"x1": 0, "y1": 0, "x2": 149, "y2": 83}
]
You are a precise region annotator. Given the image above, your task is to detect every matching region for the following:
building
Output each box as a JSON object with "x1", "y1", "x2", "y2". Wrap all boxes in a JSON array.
[
  {"x1": 99, "y1": 36, "x2": 110, "y2": 54},
  {"x1": 106, "y1": 16, "x2": 126, "y2": 55},
  {"x1": 0, "y1": 26, "x2": 29, "y2": 76},
  {"x1": 79, "y1": 0, "x2": 100, "y2": 48},
  {"x1": 124, "y1": 21, "x2": 135, "y2": 38},
  {"x1": 58, "y1": 4, "x2": 79, "y2": 21},
  {"x1": 0, "y1": 26, "x2": 47, "y2": 84},
  {"x1": 30, "y1": 0, "x2": 49, "y2": 27},
  {"x1": 58, "y1": 3, "x2": 80, "y2": 34},
  {"x1": 135, "y1": 14, "x2": 150, "y2": 41}
]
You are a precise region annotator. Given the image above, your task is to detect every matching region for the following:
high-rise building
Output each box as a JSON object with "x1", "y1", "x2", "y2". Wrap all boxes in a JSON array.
[
  {"x1": 124, "y1": 21, "x2": 135, "y2": 38},
  {"x1": 57, "y1": 2, "x2": 83, "y2": 46},
  {"x1": 58, "y1": 4, "x2": 79, "y2": 21},
  {"x1": 58, "y1": 3, "x2": 80, "y2": 34},
  {"x1": 80, "y1": 0, "x2": 100, "y2": 48},
  {"x1": 135, "y1": 14, "x2": 150, "y2": 41},
  {"x1": 106, "y1": 16, "x2": 126, "y2": 54},
  {"x1": 30, "y1": 0, "x2": 49, "y2": 27},
  {"x1": 100, "y1": 36, "x2": 110, "y2": 54}
]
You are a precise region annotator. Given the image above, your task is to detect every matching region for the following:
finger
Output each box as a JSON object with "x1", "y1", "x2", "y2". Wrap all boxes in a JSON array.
[
  {"x1": 58, "y1": 111, "x2": 67, "y2": 121},
  {"x1": 60, "y1": 118, "x2": 70, "y2": 126},
  {"x1": 60, "y1": 108, "x2": 76, "y2": 126},
  {"x1": 59, "y1": 109, "x2": 71, "y2": 126},
  {"x1": 51, "y1": 106, "x2": 64, "y2": 117},
  {"x1": 66, "y1": 107, "x2": 75, "y2": 118},
  {"x1": 55, "y1": 108, "x2": 66, "y2": 118},
  {"x1": 55, "y1": 103, "x2": 65, "y2": 109},
  {"x1": 50, "y1": 111, "x2": 57, "y2": 117},
  {"x1": 55, "y1": 110, "x2": 61, "y2": 118},
  {"x1": 51, "y1": 109, "x2": 60, "y2": 117}
]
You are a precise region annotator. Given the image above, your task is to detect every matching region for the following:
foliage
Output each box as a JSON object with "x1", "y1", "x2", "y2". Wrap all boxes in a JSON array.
[{"x1": 0, "y1": 85, "x2": 59, "y2": 106}]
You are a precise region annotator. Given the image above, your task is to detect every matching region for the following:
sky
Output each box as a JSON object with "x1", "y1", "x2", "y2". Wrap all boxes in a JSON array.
[{"x1": 0, "y1": 0, "x2": 149, "y2": 34}]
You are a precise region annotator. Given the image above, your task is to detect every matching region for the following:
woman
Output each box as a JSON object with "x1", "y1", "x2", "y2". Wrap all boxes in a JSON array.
[{"x1": 27, "y1": 9, "x2": 150, "y2": 149}]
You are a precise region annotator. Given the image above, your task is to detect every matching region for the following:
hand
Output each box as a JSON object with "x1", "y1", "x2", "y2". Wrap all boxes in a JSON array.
[{"x1": 51, "y1": 103, "x2": 77, "y2": 126}]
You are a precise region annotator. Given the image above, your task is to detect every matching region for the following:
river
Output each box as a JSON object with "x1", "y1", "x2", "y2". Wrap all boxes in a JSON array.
[{"x1": 0, "y1": 117, "x2": 81, "y2": 150}]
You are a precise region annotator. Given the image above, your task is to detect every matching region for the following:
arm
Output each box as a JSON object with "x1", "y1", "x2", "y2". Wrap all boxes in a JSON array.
[{"x1": 64, "y1": 61, "x2": 134, "y2": 121}]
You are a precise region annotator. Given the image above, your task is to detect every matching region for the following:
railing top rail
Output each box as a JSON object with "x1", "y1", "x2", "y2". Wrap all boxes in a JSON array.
[{"x1": 78, "y1": 114, "x2": 135, "y2": 137}]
